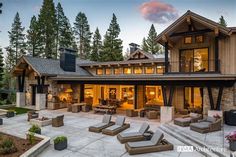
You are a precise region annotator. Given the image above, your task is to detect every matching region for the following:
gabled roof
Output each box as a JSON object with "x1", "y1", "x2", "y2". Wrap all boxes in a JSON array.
[
  {"x1": 126, "y1": 49, "x2": 155, "y2": 60},
  {"x1": 12, "y1": 56, "x2": 93, "y2": 77},
  {"x1": 156, "y1": 10, "x2": 233, "y2": 45}
]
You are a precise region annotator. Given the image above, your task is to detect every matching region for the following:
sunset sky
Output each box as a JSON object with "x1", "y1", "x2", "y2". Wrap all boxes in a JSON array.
[{"x1": 0, "y1": 0, "x2": 236, "y2": 55}]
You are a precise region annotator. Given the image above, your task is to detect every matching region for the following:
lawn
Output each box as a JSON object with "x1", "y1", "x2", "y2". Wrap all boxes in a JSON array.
[{"x1": 4, "y1": 107, "x2": 33, "y2": 115}]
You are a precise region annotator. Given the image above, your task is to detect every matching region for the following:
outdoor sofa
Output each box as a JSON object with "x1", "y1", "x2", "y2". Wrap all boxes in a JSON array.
[
  {"x1": 190, "y1": 116, "x2": 222, "y2": 133},
  {"x1": 102, "y1": 116, "x2": 130, "y2": 136},
  {"x1": 125, "y1": 130, "x2": 173, "y2": 155},
  {"x1": 117, "y1": 122, "x2": 149, "y2": 143},
  {"x1": 174, "y1": 113, "x2": 202, "y2": 127},
  {"x1": 88, "y1": 114, "x2": 114, "y2": 133}
]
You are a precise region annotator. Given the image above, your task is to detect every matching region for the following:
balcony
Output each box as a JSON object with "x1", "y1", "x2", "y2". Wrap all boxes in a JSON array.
[{"x1": 167, "y1": 59, "x2": 220, "y2": 74}]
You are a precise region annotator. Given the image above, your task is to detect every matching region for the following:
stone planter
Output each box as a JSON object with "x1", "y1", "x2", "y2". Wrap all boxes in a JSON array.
[
  {"x1": 229, "y1": 141, "x2": 236, "y2": 151},
  {"x1": 54, "y1": 139, "x2": 67, "y2": 151},
  {"x1": 30, "y1": 118, "x2": 52, "y2": 127},
  {"x1": 6, "y1": 112, "x2": 15, "y2": 118}
]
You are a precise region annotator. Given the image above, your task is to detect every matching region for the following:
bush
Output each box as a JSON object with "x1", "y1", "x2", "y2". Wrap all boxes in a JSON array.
[
  {"x1": 0, "y1": 139, "x2": 17, "y2": 155},
  {"x1": 7, "y1": 110, "x2": 15, "y2": 114},
  {"x1": 28, "y1": 132, "x2": 35, "y2": 144},
  {"x1": 29, "y1": 125, "x2": 41, "y2": 134},
  {"x1": 54, "y1": 136, "x2": 67, "y2": 144},
  {"x1": 0, "y1": 100, "x2": 6, "y2": 106}
]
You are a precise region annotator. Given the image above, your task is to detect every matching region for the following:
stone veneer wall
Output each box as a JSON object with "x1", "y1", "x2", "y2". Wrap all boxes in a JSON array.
[{"x1": 203, "y1": 83, "x2": 236, "y2": 115}]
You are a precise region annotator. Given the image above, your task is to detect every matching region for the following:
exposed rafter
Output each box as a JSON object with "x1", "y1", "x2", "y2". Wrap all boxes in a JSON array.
[{"x1": 170, "y1": 28, "x2": 213, "y2": 37}]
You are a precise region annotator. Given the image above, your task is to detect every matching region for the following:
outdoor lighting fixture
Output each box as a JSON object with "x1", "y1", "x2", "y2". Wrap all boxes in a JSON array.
[{"x1": 65, "y1": 88, "x2": 73, "y2": 93}]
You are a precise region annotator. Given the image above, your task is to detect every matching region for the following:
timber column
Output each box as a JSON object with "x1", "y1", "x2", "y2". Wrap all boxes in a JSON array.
[
  {"x1": 35, "y1": 76, "x2": 46, "y2": 110},
  {"x1": 16, "y1": 69, "x2": 26, "y2": 107}
]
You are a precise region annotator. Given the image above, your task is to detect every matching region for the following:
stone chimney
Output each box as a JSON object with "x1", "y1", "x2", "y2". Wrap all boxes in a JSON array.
[{"x1": 129, "y1": 43, "x2": 140, "y2": 54}]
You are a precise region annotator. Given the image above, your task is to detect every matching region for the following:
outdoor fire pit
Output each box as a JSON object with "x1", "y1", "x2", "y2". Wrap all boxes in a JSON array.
[{"x1": 30, "y1": 117, "x2": 52, "y2": 127}]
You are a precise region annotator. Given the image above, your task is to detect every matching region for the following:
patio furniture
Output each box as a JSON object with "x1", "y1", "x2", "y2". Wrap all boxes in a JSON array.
[
  {"x1": 224, "y1": 110, "x2": 236, "y2": 126},
  {"x1": 147, "y1": 111, "x2": 158, "y2": 119},
  {"x1": 82, "y1": 104, "x2": 92, "y2": 112},
  {"x1": 102, "y1": 116, "x2": 130, "y2": 136},
  {"x1": 0, "y1": 118, "x2": 2, "y2": 125},
  {"x1": 174, "y1": 113, "x2": 202, "y2": 127},
  {"x1": 125, "y1": 130, "x2": 174, "y2": 155},
  {"x1": 126, "y1": 109, "x2": 138, "y2": 117},
  {"x1": 94, "y1": 105, "x2": 117, "y2": 114},
  {"x1": 117, "y1": 122, "x2": 150, "y2": 143},
  {"x1": 52, "y1": 115, "x2": 64, "y2": 127},
  {"x1": 176, "y1": 108, "x2": 189, "y2": 115},
  {"x1": 89, "y1": 115, "x2": 115, "y2": 133},
  {"x1": 190, "y1": 116, "x2": 222, "y2": 133},
  {"x1": 30, "y1": 117, "x2": 52, "y2": 127},
  {"x1": 27, "y1": 111, "x2": 39, "y2": 121},
  {"x1": 71, "y1": 103, "x2": 86, "y2": 113}
]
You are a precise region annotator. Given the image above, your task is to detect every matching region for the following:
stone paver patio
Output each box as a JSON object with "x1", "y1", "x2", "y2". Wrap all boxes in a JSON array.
[{"x1": 0, "y1": 109, "x2": 233, "y2": 157}]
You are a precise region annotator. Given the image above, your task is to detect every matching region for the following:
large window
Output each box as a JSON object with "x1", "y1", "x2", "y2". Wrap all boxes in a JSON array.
[
  {"x1": 156, "y1": 66, "x2": 164, "y2": 74},
  {"x1": 184, "y1": 87, "x2": 203, "y2": 113},
  {"x1": 145, "y1": 86, "x2": 163, "y2": 105},
  {"x1": 124, "y1": 67, "x2": 132, "y2": 74},
  {"x1": 145, "y1": 67, "x2": 154, "y2": 74},
  {"x1": 180, "y1": 48, "x2": 209, "y2": 72},
  {"x1": 134, "y1": 67, "x2": 143, "y2": 74}
]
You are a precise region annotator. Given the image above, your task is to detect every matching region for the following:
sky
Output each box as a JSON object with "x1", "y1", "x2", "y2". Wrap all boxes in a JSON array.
[{"x1": 0, "y1": 0, "x2": 236, "y2": 56}]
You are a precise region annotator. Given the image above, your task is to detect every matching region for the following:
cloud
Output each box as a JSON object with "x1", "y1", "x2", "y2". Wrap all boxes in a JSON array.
[{"x1": 139, "y1": 0, "x2": 179, "y2": 24}]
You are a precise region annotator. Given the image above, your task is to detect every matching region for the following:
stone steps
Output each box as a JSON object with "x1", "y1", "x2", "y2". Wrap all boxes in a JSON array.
[{"x1": 159, "y1": 124, "x2": 225, "y2": 157}]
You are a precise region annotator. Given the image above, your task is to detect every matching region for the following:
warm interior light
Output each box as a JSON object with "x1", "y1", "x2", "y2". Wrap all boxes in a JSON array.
[
  {"x1": 65, "y1": 88, "x2": 73, "y2": 93},
  {"x1": 150, "y1": 91, "x2": 155, "y2": 95}
]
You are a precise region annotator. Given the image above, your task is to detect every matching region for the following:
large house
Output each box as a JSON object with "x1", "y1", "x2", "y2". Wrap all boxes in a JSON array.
[{"x1": 12, "y1": 11, "x2": 236, "y2": 121}]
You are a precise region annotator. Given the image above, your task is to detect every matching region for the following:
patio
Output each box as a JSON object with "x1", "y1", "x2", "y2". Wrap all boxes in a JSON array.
[{"x1": 0, "y1": 109, "x2": 232, "y2": 157}]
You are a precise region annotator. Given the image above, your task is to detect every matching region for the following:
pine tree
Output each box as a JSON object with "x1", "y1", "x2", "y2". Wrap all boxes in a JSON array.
[
  {"x1": 100, "y1": 13, "x2": 123, "y2": 61},
  {"x1": 0, "y1": 47, "x2": 4, "y2": 87},
  {"x1": 56, "y1": 3, "x2": 77, "y2": 54},
  {"x1": 219, "y1": 16, "x2": 227, "y2": 27},
  {"x1": 8, "y1": 12, "x2": 26, "y2": 64},
  {"x1": 90, "y1": 28, "x2": 102, "y2": 61},
  {"x1": 141, "y1": 37, "x2": 149, "y2": 52},
  {"x1": 38, "y1": 0, "x2": 57, "y2": 59},
  {"x1": 5, "y1": 46, "x2": 15, "y2": 72},
  {"x1": 27, "y1": 16, "x2": 42, "y2": 57},
  {"x1": 146, "y1": 24, "x2": 160, "y2": 54},
  {"x1": 74, "y1": 12, "x2": 92, "y2": 59}
]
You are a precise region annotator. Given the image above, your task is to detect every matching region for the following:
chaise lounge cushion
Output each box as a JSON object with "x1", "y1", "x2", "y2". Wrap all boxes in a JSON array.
[
  {"x1": 206, "y1": 117, "x2": 216, "y2": 123},
  {"x1": 190, "y1": 113, "x2": 199, "y2": 118},
  {"x1": 102, "y1": 115, "x2": 112, "y2": 124},
  {"x1": 120, "y1": 132, "x2": 142, "y2": 138},
  {"x1": 138, "y1": 122, "x2": 150, "y2": 134},
  {"x1": 115, "y1": 116, "x2": 125, "y2": 126},
  {"x1": 175, "y1": 117, "x2": 191, "y2": 122},
  {"x1": 93, "y1": 123, "x2": 108, "y2": 128},
  {"x1": 190, "y1": 122, "x2": 211, "y2": 129}
]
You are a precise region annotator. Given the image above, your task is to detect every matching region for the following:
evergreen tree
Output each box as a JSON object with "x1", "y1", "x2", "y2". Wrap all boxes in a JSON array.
[
  {"x1": 146, "y1": 24, "x2": 160, "y2": 54},
  {"x1": 74, "y1": 12, "x2": 92, "y2": 59},
  {"x1": 5, "y1": 46, "x2": 15, "y2": 72},
  {"x1": 141, "y1": 37, "x2": 149, "y2": 52},
  {"x1": 100, "y1": 13, "x2": 123, "y2": 61},
  {"x1": 90, "y1": 28, "x2": 102, "y2": 61},
  {"x1": 8, "y1": 12, "x2": 26, "y2": 63},
  {"x1": 219, "y1": 15, "x2": 227, "y2": 27},
  {"x1": 27, "y1": 16, "x2": 42, "y2": 57},
  {"x1": 56, "y1": 3, "x2": 77, "y2": 54},
  {"x1": 38, "y1": 0, "x2": 57, "y2": 59},
  {"x1": 0, "y1": 47, "x2": 4, "y2": 87}
]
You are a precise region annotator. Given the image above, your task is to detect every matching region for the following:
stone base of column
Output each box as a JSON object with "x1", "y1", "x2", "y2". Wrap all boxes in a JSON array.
[
  {"x1": 160, "y1": 106, "x2": 174, "y2": 123},
  {"x1": 16, "y1": 92, "x2": 25, "y2": 107},
  {"x1": 36, "y1": 94, "x2": 46, "y2": 110}
]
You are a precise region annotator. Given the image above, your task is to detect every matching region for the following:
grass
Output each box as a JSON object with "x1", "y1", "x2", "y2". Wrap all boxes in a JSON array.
[{"x1": 3, "y1": 107, "x2": 33, "y2": 115}]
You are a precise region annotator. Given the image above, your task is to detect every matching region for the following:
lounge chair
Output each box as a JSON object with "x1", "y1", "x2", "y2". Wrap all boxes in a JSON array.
[
  {"x1": 117, "y1": 122, "x2": 149, "y2": 143},
  {"x1": 102, "y1": 116, "x2": 130, "y2": 136},
  {"x1": 174, "y1": 113, "x2": 202, "y2": 127},
  {"x1": 190, "y1": 116, "x2": 222, "y2": 133},
  {"x1": 52, "y1": 115, "x2": 64, "y2": 127},
  {"x1": 88, "y1": 115, "x2": 114, "y2": 133},
  {"x1": 125, "y1": 130, "x2": 173, "y2": 155}
]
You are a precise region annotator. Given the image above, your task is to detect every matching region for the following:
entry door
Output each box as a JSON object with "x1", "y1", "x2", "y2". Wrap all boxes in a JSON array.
[{"x1": 31, "y1": 86, "x2": 36, "y2": 106}]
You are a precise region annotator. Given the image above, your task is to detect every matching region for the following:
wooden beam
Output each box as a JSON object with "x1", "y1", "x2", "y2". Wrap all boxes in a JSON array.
[
  {"x1": 214, "y1": 28, "x2": 219, "y2": 36},
  {"x1": 215, "y1": 36, "x2": 219, "y2": 72},
  {"x1": 170, "y1": 29, "x2": 213, "y2": 37},
  {"x1": 164, "y1": 42, "x2": 169, "y2": 73},
  {"x1": 186, "y1": 15, "x2": 191, "y2": 25},
  {"x1": 168, "y1": 87, "x2": 174, "y2": 106},
  {"x1": 161, "y1": 86, "x2": 168, "y2": 106},
  {"x1": 134, "y1": 85, "x2": 138, "y2": 109},
  {"x1": 216, "y1": 86, "x2": 223, "y2": 110},
  {"x1": 207, "y1": 87, "x2": 215, "y2": 110},
  {"x1": 80, "y1": 84, "x2": 85, "y2": 102}
]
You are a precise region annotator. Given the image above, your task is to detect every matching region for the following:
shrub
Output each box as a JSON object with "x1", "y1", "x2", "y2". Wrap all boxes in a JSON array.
[
  {"x1": 7, "y1": 110, "x2": 15, "y2": 114},
  {"x1": 28, "y1": 132, "x2": 35, "y2": 144},
  {"x1": 29, "y1": 124, "x2": 41, "y2": 134},
  {"x1": 54, "y1": 136, "x2": 67, "y2": 144},
  {"x1": 0, "y1": 138, "x2": 17, "y2": 154}
]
